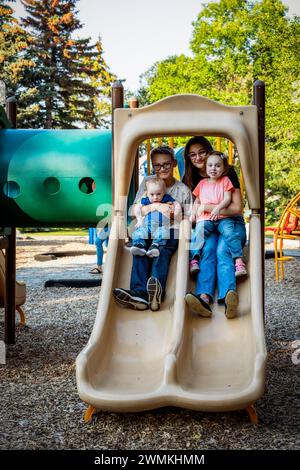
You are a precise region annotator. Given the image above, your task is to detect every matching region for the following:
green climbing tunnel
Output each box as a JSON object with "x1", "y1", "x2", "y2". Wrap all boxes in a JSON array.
[{"x1": 0, "y1": 129, "x2": 112, "y2": 227}]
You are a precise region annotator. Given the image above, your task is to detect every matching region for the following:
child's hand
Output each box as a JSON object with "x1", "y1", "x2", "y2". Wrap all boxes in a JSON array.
[
  {"x1": 159, "y1": 204, "x2": 172, "y2": 216},
  {"x1": 210, "y1": 207, "x2": 220, "y2": 221}
]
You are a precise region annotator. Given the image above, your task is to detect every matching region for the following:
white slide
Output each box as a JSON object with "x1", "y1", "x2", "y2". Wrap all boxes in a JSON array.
[{"x1": 76, "y1": 94, "x2": 266, "y2": 416}]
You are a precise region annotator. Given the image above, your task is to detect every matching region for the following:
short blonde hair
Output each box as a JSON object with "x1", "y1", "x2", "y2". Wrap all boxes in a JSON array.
[{"x1": 145, "y1": 177, "x2": 166, "y2": 192}]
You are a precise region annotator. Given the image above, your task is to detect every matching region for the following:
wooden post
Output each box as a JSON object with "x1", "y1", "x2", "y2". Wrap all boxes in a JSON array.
[
  {"x1": 147, "y1": 140, "x2": 151, "y2": 175},
  {"x1": 5, "y1": 97, "x2": 17, "y2": 344},
  {"x1": 128, "y1": 97, "x2": 139, "y2": 194},
  {"x1": 253, "y1": 80, "x2": 265, "y2": 313},
  {"x1": 111, "y1": 81, "x2": 124, "y2": 207}
]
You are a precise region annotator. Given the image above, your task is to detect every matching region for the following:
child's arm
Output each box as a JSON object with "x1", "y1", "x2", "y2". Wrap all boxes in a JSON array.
[{"x1": 210, "y1": 190, "x2": 232, "y2": 221}]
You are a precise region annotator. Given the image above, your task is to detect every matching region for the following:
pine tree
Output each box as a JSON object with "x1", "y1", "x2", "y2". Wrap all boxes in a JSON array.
[
  {"x1": 0, "y1": 0, "x2": 31, "y2": 97},
  {"x1": 19, "y1": 0, "x2": 115, "y2": 128}
]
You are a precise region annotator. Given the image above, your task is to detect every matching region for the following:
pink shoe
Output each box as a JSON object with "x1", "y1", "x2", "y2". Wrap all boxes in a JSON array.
[
  {"x1": 189, "y1": 259, "x2": 200, "y2": 275},
  {"x1": 235, "y1": 259, "x2": 247, "y2": 277}
]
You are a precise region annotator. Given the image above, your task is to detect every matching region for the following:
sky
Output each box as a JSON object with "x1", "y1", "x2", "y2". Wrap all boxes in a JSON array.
[{"x1": 13, "y1": 0, "x2": 300, "y2": 93}]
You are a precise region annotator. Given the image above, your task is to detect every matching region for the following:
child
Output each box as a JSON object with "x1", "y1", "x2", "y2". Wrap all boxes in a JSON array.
[
  {"x1": 131, "y1": 177, "x2": 181, "y2": 258},
  {"x1": 190, "y1": 151, "x2": 247, "y2": 277}
]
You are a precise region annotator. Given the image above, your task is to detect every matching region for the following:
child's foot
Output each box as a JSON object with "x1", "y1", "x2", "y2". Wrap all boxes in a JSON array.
[
  {"x1": 235, "y1": 258, "x2": 247, "y2": 277},
  {"x1": 189, "y1": 259, "x2": 200, "y2": 276},
  {"x1": 130, "y1": 243, "x2": 147, "y2": 256},
  {"x1": 146, "y1": 243, "x2": 160, "y2": 258}
]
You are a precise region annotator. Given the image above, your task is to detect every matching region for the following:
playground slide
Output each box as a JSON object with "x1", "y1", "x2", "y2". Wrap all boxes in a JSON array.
[
  {"x1": 76, "y1": 94, "x2": 266, "y2": 415},
  {"x1": 77, "y1": 216, "x2": 265, "y2": 413}
]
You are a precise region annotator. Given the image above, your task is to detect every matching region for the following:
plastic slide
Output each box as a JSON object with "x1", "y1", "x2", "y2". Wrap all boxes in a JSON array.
[{"x1": 76, "y1": 95, "x2": 266, "y2": 415}]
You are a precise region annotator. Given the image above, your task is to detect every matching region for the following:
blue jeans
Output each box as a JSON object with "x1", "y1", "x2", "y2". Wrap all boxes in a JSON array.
[
  {"x1": 190, "y1": 217, "x2": 244, "y2": 260},
  {"x1": 130, "y1": 228, "x2": 179, "y2": 297},
  {"x1": 132, "y1": 216, "x2": 169, "y2": 247},
  {"x1": 195, "y1": 216, "x2": 246, "y2": 302},
  {"x1": 95, "y1": 226, "x2": 110, "y2": 266}
]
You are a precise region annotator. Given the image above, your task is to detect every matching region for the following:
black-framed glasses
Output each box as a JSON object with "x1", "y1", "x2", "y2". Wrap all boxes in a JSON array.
[
  {"x1": 152, "y1": 162, "x2": 172, "y2": 171},
  {"x1": 188, "y1": 150, "x2": 207, "y2": 160}
]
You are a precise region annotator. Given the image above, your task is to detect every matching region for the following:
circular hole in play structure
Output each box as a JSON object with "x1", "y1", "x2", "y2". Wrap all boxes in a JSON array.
[
  {"x1": 79, "y1": 177, "x2": 96, "y2": 194},
  {"x1": 3, "y1": 181, "x2": 20, "y2": 198},
  {"x1": 43, "y1": 177, "x2": 60, "y2": 194}
]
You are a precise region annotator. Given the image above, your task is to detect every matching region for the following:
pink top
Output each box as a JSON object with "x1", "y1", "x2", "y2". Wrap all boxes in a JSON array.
[{"x1": 193, "y1": 176, "x2": 234, "y2": 220}]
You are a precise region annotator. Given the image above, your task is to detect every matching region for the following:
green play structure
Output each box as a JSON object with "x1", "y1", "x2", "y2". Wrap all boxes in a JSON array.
[{"x1": 0, "y1": 128, "x2": 112, "y2": 226}]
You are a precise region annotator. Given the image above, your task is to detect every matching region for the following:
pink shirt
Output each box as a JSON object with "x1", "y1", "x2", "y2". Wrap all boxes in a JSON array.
[{"x1": 193, "y1": 176, "x2": 234, "y2": 220}]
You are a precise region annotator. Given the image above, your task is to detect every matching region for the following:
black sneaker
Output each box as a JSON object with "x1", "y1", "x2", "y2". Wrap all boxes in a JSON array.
[
  {"x1": 185, "y1": 292, "x2": 212, "y2": 318},
  {"x1": 113, "y1": 288, "x2": 148, "y2": 310},
  {"x1": 146, "y1": 276, "x2": 162, "y2": 311},
  {"x1": 146, "y1": 243, "x2": 160, "y2": 258},
  {"x1": 130, "y1": 243, "x2": 147, "y2": 256}
]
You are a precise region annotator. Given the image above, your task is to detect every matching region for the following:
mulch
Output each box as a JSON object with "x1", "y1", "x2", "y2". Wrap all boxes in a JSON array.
[{"x1": 0, "y1": 237, "x2": 299, "y2": 450}]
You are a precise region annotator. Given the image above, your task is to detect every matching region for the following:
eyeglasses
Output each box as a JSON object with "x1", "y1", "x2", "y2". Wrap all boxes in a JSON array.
[
  {"x1": 152, "y1": 162, "x2": 172, "y2": 171},
  {"x1": 188, "y1": 150, "x2": 207, "y2": 160}
]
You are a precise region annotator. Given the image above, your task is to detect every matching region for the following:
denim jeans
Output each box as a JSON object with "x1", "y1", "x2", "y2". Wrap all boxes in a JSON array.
[
  {"x1": 190, "y1": 217, "x2": 244, "y2": 260},
  {"x1": 195, "y1": 216, "x2": 246, "y2": 302},
  {"x1": 130, "y1": 228, "x2": 179, "y2": 297},
  {"x1": 95, "y1": 226, "x2": 110, "y2": 266},
  {"x1": 132, "y1": 214, "x2": 170, "y2": 247}
]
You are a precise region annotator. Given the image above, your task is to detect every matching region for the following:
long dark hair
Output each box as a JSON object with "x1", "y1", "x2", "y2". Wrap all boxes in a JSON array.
[{"x1": 182, "y1": 136, "x2": 213, "y2": 190}]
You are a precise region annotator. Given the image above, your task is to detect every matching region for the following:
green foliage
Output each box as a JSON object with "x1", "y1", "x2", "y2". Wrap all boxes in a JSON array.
[
  {"x1": 138, "y1": 0, "x2": 300, "y2": 222},
  {"x1": 4, "y1": 0, "x2": 116, "y2": 129},
  {"x1": 0, "y1": 0, "x2": 32, "y2": 97},
  {"x1": 265, "y1": 146, "x2": 300, "y2": 223}
]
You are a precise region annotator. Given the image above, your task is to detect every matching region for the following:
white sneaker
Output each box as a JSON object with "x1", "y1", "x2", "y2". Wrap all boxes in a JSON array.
[
  {"x1": 130, "y1": 245, "x2": 147, "y2": 256},
  {"x1": 146, "y1": 244, "x2": 160, "y2": 257}
]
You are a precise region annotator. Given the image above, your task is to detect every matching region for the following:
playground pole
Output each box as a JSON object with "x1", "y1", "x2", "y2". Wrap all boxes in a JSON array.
[
  {"x1": 112, "y1": 81, "x2": 124, "y2": 206},
  {"x1": 128, "y1": 97, "x2": 139, "y2": 194},
  {"x1": 253, "y1": 80, "x2": 265, "y2": 311},
  {"x1": 5, "y1": 97, "x2": 17, "y2": 344}
]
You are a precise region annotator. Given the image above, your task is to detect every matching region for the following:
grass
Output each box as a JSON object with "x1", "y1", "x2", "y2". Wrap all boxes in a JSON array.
[{"x1": 22, "y1": 230, "x2": 88, "y2": 237}]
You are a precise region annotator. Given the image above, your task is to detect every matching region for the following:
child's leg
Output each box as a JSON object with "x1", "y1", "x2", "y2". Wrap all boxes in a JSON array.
[
  {"x1": 152, "y1": 223, "x2": 170, "y2": 247},
  {"x1": 131, "y1": 222, "x2": 149, "y2": 256},
  {"x1": 190, "y1": 220, "x2": 215, "y2": 259},
  {"x1": 131, "y1": 223, "x2": 149, "y2": 247}
]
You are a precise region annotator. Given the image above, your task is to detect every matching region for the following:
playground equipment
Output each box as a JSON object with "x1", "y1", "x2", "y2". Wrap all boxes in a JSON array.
[
  {"x1": 0, "y1": 129, "x2": 112, "y2": 226},
  {"x1": 0, "y1": 250, "x2": 26, "y2": 325},
  {"x1": 1, "y1": 82, "x2": 267, "y2": 421},
  {"x1": 265, "y1": 192, "x2": 300, "y2": 280},
  {"x1": 76, "y1": 92, "x2": 266, "y2": 422}
]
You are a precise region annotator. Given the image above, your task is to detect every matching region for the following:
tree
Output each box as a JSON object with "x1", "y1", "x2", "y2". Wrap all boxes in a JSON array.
[
  {"x1": 0, "y1": 0, "x2": 32, "y2": 97},
  {"x1": 138, "y1": 0, "x2": 300, "y2": 222},
  {"x1": 18, "y1": 0, "x2": 115, "y2": 128}
]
